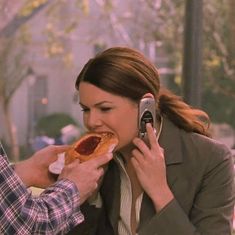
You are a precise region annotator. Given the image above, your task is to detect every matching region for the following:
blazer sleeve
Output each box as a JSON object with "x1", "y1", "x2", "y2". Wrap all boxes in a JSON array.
[{"x1": 138, "y1": 144, "x2": 235, "y2": 235}]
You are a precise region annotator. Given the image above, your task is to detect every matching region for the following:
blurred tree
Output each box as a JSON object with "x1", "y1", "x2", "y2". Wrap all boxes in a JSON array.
[
  {"x1": 90, "y1": 0, "x2": 184, "y2": 79},
  {"x1": 93, "y1": 0, "x2": 235, "y2": 128},
  {"x1": 0, "y1": 0, "x2": 52, "y2": 161},
  {"x1": 0, "y1": 0, "x2": 52, "y2": 37},
  {"x1": 0, "y1": 38, "x2": 31, "y2": 161},
  {"x1": 202, "y1": 0, "x2": 235, "y2": 128},
  {"x1": 0, "y1": 0, "x2": 88, "y2": 161},
  {"x1": 0, "y1": 0, "x2": 234, "y2": 161},
  {"x1": 98, "y1": 0, "x2": 234, "y2": 132}
]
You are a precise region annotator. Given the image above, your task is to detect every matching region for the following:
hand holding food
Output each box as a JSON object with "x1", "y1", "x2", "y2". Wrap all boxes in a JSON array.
[
  {"x1": 65, "y1": 132, "x2": 118, "y2": 163},
  {"x1": 49, "y1": 132, "x2": 118, "y2": 174}
]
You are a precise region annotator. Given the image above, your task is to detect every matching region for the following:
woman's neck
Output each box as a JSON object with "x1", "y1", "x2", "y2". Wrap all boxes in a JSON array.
[{"x1": 118, "y1": 145, "x2": 134, "y2": 164}]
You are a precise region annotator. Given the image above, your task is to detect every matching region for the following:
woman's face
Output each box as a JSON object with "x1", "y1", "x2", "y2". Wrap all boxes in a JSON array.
[{"x1": 78, "y1": 82, "x2": 139, "y2": 150}]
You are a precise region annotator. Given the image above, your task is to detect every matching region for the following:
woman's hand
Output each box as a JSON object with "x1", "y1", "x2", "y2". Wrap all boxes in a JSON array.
[
  {"x1": 14, "y1": 145, "x2": 69, "y2": 188},
  {"x1": 131, "y1": 123, "x2": 173, "y2": 212}
]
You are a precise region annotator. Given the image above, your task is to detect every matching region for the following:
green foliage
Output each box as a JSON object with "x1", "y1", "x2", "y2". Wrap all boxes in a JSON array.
[
  {"x1": 202, "y1": 0, "x2": 235, "y2": 127},
  {"x1": 35, "y1": 113, "x2": 78, "y2": 138},
  {"x1": 202, "y1": 89, "x2": 235, "y2": 128},
  {"x1": 19, "y1": 0, "x2": 48, "y2": 17}
]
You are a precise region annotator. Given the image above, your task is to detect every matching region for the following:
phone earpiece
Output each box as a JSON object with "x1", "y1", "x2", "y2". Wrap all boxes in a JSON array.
[{"x1": 138, "y1": 96, "x2": 156, "y2": 139}]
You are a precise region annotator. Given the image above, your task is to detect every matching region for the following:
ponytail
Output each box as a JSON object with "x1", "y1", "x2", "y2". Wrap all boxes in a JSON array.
[{"x1": 158, "y1": 88, "x2": 211, "y2": 137}]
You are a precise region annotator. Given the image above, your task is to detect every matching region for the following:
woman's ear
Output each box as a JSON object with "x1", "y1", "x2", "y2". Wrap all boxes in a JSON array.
[{"x1": 142, "y1": 93, "x2": 154, "y2": 99}]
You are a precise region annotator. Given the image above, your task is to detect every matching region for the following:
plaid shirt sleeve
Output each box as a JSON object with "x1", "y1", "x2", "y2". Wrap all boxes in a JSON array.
[{"x1": 0, "y1": 143, "x2": 84, "y2": 235}]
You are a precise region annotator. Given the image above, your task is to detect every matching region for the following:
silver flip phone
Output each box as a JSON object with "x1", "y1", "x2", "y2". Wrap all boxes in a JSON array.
[{"x1": 138, "y1": 97, "x2": 156, "y2": 139}]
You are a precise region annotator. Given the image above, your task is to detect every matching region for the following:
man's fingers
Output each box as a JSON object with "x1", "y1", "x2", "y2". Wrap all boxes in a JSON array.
[
  {"x1": 97, "y1": 167, "x2": 104, "y2": 177},
  {"x1": 53, "y1": 145, "x2": 70, "y2": 153},
  {"x1": 90, "y1": 153, "x2": 113, "y2": 168},
  {"x1": 65, "y1": 159, "x2": 80, "y2": 169}
]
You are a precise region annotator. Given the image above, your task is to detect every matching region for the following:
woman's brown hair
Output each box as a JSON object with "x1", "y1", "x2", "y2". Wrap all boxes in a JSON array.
[{"x1": 75, "y1": 46, "x2": 210, "y2": 137}]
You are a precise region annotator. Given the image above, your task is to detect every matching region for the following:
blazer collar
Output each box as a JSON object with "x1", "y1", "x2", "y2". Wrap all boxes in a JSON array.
[
  {"x1": 158, "y1": 117, "x2": 183, "y2": 165},
  {"x1": 101, "y1": 161, "x2": 120, "y2": 235}
]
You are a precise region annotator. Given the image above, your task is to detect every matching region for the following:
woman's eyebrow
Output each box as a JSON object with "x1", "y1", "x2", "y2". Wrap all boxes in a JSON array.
[{"x1": 79, "y1": 101, "x2": 113, "y2": 107}]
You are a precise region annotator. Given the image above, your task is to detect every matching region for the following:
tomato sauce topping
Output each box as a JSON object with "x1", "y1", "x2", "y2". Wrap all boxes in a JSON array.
[{"x1": 75, "y1": 136, "x2": 101, "y2": 155}]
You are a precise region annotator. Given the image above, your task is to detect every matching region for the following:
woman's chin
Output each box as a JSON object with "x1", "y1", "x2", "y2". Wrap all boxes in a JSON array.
[{"x1": 117, "y1": 143, "x2": 135, "y2": 155}]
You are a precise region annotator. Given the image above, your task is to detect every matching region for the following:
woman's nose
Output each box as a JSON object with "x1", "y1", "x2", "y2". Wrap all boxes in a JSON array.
[{"x1": 86, "y1": 111, "x2": 102, "y2": 129}]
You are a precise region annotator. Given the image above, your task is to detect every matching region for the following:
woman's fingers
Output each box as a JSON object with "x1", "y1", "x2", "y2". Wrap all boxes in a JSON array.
[
  {"x1": 133, "y1": 138, "x2": 149, "y2": 155},
  {"x1": 132, "y1": 122, "x2": 165, "y2": 173},
  {"x1": 132, "y1": 148, "x2": 145, "y2": 165},
  {"x1": 146, "y1": 123, "x2": 164, "y2": 154},
  {"x1": 133, "y1": 123, "x2": 161, "y2": 157}
]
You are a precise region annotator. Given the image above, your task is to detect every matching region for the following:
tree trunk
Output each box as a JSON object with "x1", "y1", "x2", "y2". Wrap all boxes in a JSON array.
[
  {"x1": 182, "y1": 0, "x2": 203, "y2": 108},
  {"x1": 2, "y1": 101, "x2": 20, "y2": 162}
]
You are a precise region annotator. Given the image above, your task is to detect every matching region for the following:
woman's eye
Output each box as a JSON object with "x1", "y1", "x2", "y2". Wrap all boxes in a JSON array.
[
  {"x1": 100, "y1": 107, "x2": 112, "y2": 112},
  {"x1": 81, "y1": 108, "x2": 89, "y2": 112}
]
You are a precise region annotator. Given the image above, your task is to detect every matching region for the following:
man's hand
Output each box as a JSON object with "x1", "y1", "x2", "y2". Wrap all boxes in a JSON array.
[
  {"x1": 59, "y1": 154, "x2": 113, "y2": 204},
  {"x1": 14, "y1": 145, "x2": 69, "y2": 188}
]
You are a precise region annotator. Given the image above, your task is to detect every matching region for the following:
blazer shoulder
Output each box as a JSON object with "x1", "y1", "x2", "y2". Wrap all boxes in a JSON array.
[{"x1": 182, "y1": 130, "x2": 233, "y2": 165}]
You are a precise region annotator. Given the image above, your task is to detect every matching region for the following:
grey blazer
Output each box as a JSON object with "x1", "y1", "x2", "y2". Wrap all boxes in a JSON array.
[{"x1": 68, "y1": 118, "x2": 235, "y2": 235}]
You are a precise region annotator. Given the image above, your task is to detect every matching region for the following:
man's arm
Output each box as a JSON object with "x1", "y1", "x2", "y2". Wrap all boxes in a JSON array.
[
  {"x1": 0, "y1": 153, "x2": 83, "y2": 234},
  {"x1": 0, "y1": 143, "x2": 112, "y2": 234}
]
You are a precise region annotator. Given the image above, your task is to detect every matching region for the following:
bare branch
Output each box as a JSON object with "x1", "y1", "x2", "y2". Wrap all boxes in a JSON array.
[{"x1": 0, "y1": 0, "x2": 53, "y2": 38}]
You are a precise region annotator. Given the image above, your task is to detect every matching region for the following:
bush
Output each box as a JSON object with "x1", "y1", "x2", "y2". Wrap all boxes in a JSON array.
[{"x1": 35, "y1": 113, "x2": 79, "y2": 138}]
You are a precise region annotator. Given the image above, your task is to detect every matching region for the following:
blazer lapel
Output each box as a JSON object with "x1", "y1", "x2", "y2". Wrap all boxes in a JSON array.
[
  {"x1": 159, "y1": 117, "x2": 183, "y2": 166},
  {"x1": 101, "y1": 160, "x2": 121, "y2": 235},
  {"x1": 159, "y1": 117, "x2": 183, "y2": 187},
  {"x1": 138, "y1": 193, "x2": 155, "y2": 231}
]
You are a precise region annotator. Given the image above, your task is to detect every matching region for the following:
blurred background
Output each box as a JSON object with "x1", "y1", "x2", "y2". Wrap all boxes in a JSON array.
[
  {"x1": 0, "y1": 0, "x2": 234, "y2": 162},
  {"x1": 0, "y1": 0, "x2": 234, "y2": 231}
]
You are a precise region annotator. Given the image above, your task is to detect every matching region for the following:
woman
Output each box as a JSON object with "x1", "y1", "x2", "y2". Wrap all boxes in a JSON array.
[{"x1": 68, "y1": 47, "x2": 234, "y2": 235}]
